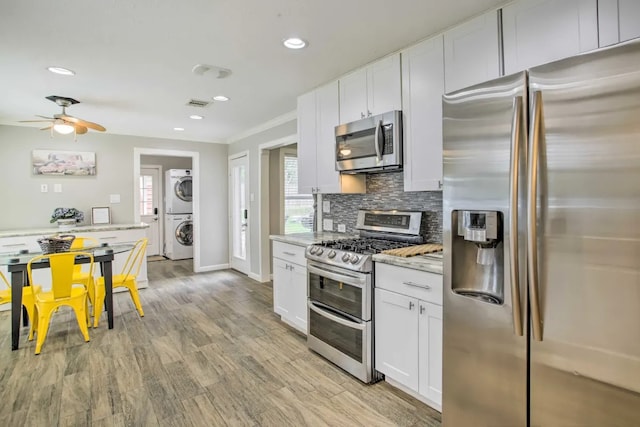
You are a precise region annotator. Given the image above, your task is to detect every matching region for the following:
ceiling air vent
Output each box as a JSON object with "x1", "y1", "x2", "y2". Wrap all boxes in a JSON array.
[{"x1": 186, "y1": 99, "x2": 211, "y2": 108}]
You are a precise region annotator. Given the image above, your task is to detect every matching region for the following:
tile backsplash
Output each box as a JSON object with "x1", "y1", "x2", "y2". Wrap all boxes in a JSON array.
[{"x1": 322, "y1": 171, "x2": 443, "y2": 242}]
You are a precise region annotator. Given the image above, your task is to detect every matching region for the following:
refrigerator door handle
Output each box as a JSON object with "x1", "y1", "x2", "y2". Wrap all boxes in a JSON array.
[
  {"x1": 509, "y1": 95, "x2": 524, "y2": 337},
  {"x1": 528, "y1": 90, "x2": 544, "y2": 342}
]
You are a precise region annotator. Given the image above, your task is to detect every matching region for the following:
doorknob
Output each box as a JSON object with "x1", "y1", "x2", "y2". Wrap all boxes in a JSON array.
[
  {"x1": 154, "y1": 207, "x2": 158, "y2": 215},
  {"x1": 243, "y1": 209, "x2": 248, "y2": 220}
]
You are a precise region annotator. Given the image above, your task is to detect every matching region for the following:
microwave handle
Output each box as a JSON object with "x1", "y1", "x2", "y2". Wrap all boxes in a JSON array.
[{"x1": 374, "y1": 120, "x2": 383, "y2": 162}]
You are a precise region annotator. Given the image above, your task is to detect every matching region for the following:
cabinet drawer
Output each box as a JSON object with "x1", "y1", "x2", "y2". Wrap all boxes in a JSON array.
[
  {"x1": 375, "y1": 262, "x2": 442, "y2": 305},
  {"x1": 272, "y1": 241, "x2": 307, "y2": 266}
]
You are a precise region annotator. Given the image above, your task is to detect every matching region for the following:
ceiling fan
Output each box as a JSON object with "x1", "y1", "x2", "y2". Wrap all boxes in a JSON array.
[{"x1": 20, "y1": 95, "x2": 106, "y2": 139}]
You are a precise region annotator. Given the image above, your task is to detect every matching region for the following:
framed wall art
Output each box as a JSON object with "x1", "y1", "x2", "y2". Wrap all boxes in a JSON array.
[
  {"x1": 91, "y1": 207, "x2": 111, "y2": 225},
  {"x1": 32, "y1": 150, "x2": 96, "y2": 176}
]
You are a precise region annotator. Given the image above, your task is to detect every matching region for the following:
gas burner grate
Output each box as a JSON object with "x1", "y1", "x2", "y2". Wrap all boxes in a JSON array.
[{"x1": 318, "y1": 238, "x2": 414, "y2": 255}]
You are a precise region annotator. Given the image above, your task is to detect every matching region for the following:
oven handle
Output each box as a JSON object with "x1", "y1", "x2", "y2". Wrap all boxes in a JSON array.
[
  {"x1": 308, "y1": 301, "x2": 366, "y2": 331},
  {"x1": 307, "y1": 262, "x2": 366, "y2": 288}
]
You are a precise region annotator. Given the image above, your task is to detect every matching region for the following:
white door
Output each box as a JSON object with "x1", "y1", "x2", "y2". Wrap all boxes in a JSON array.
[
  {"x1": 140, "y1": 166, "x2": 161, "y2": 256},
  {"x1": 229, "y1": 154, "x2": 250, "y2": 274},
  {"x1": 374, "y1": 288, "x2": 419, "y2": 392},
  {"x1": 419, "y1": 301, "x2": 443, "y2": 409}
]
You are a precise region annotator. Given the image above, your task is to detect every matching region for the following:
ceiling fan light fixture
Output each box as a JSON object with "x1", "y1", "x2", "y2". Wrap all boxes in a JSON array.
[
  {"x1": 47, "y1": 67, "x2": 75, "y2": 76},
  {"x1": 53, "y1": 122, "x2": 75, "y2": 134},
  {"x1": 189, "y1": 115, "x2": 204, "y2": 120},
  {"x1": 213, "y1": 95, "x2": 229, "y2": 102},
  {"x1": 174, "y1": 127, "x2": 185, "y2": 131},
  {"x1": 283, "y1": 37, "x2": 307, "y2": 49}
]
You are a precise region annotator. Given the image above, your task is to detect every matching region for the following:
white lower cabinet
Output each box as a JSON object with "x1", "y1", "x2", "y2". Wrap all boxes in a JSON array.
[
  {"x1": 272, "y1": 241, "x2": 307, "y2": 334},
  {"x1": 375, "y1": 263, "x2": 443, "y2": 411}
]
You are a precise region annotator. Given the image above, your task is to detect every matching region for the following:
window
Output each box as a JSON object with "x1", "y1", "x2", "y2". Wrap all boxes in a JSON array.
[
  {"x1": 283, "y1": 154, "x2": 314, "y2": 234},
  {"x1": 139, "y1": 175, "x2": 154, "y2": 215}
]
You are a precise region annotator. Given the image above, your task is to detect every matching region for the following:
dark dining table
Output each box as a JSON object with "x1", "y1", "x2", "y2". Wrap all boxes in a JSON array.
[{"x1": 0, "y1": 243, "x2": 135, "y2": 350}]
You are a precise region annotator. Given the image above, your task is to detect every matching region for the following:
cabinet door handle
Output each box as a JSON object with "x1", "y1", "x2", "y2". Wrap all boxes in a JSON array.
[
  {"x1": 1, "y1": 243, "x2": 27, "y2": 248},
  {"x1": 367, "y1": 110, "x2": 372, "y2": 117},
  {"x1": 409, "y1": 301, "x2": 415, "y2": 310},
  {"x1": 289, "y1": 265, "x2": 294, "y2": 271},
  {"x1": 360, "y1": 112, "x2": 365, "y2": 119},
  {"x1": 420, "y1": 305, "x2": 425, "y2": 314},
  {"x1": 283, "y1": 251, "x2": 296, "y2": 257},
  {"x1": 403, "y1": 281, "x2": 431, "y2": 290}
]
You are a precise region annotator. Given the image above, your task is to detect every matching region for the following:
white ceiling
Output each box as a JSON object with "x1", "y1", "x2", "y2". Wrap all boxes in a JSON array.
[{"x1": 0, "y1": 0, "x2": 507, "y2": 144}]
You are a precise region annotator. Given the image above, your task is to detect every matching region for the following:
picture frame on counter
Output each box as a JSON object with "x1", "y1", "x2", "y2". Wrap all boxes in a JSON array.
[{"x1": 91, "y1": 207, "x2": 111, "y2": 225}]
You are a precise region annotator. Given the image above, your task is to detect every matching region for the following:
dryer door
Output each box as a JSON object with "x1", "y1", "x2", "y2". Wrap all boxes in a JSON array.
[
  {"x1": 174, "y1": 176, "x2": 193, "y2": 202},
  {"x1": 175, "y1": 220, "x2": 193, "y2": 246}
]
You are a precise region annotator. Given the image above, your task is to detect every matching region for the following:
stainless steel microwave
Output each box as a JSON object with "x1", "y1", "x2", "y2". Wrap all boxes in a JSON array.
[{"x1": 335, "y1": 110, "x2": 402, "y2": 173}]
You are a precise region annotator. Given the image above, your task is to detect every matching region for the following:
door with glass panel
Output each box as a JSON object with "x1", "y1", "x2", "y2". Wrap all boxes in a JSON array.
[
  {"x1": 140, "y1": 166, "x2": 161, "y2": 256},
  {"x1": 229, "y1": 154, "x2": 250, "y2": 274}
]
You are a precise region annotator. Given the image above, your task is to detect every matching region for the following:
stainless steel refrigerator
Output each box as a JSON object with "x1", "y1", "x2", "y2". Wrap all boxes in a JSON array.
[{"x1": 442, "y1": 39, "x2": 640, "y2": 426}]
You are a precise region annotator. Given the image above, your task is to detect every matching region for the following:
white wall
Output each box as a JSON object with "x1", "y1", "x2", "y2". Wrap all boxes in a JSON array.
[{"x1": 0, "y1": 124, "x2": 229, "y2": 269}]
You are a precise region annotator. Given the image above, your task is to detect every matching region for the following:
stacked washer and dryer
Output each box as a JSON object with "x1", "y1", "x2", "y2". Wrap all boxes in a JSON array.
[{"x1": 164, "y1": 169, "x2": 193, "y2": 260}]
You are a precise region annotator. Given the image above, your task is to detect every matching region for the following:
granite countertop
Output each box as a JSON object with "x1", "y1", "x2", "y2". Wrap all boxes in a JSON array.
[
  {"x1": 269, "y1": 231, "x2": 355, "y2": 247},
  {"x1": 0, "y1": 223, "x2": 150, "y2": 238},
  {"x1": 372, "y1": 252, "x2": 443, "y2": 275}
]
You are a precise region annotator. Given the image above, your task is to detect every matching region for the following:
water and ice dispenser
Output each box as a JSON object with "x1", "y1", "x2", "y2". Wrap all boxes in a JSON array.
[{"x1": 451, "y1": 210, "x2": 504, "y2": 304}]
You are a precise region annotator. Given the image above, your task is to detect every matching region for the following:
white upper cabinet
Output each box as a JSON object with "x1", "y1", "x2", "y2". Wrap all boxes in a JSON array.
[
  {"x1": 598, "y1": 0, "x2": 640, "y2": 47},
  {"x1": 315, "y1": 82, "x2": 342, "y2": 193},
  {"x1": 339, "y1": 68, "x2": 368, "y2": 124},
  {"x1": 502, "y1": 0, "x2": 598, "y2": 74},
  {"x1": 444, "y1": 10, "x2": 501, "y2": 93},
  {"x1": 297, "y1": 82, "x2": 365, "y2": 194},
  {"x1": 297, "y1": 90, "x2": 319, "y2": 195},
  {"x1": 401, "y1": 35, "x2": 445, "y2": 192},
  {"x1": 339, "y1": 53, "x2": 401, "y2": 124}
]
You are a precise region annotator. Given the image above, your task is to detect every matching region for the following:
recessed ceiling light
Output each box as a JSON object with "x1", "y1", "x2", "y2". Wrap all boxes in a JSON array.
[
  {"x1": 283, "y1": 37, "x2": 307, "y2": 49},
  {"x1": 47, "y1": 66, "x2": 75, "y2": 76},
  {"x1": 213, "y1": 95, "x2": 229, "y2": 102},
  {"x1": 189, "y1": 115, "x2": 204, "y2": 120},
  {"x1": 174, "y1": 127, "x2": 185, "y2": 131}
]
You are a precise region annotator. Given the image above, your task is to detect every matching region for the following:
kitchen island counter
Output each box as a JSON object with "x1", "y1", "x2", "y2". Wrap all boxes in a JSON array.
[
  {"x1": 0, "y1": 223, "x2": 149, "y2": 239},
  {"x1": 269, "y1": 231, "x2": 355, "y2": 248},
  {"x1": 372, "y1": 253, "x2": 443, "y2": 275}
]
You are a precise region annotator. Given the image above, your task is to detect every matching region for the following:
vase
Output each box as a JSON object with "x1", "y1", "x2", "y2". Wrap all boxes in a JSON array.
[{"x1": 57, "y1": 218, "x2": 77, "y2": 229}]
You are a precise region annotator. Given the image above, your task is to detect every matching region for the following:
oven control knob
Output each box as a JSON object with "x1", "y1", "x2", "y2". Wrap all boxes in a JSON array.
[
  {"x1": 316, "y1": 248, "x2": 323, "y2": 255},
  {"x1": 350, "y1": 255, "x2": 360, "y2": 264},
  {"x1": 341, "y1": 253, "x2": 351, "y2": 262},
  {"x1": 328, "y1": 250, "x2": 337, "y2": 259},
  {"x1": 309, "y1": 246, "x2": 317, "y2": 255}
]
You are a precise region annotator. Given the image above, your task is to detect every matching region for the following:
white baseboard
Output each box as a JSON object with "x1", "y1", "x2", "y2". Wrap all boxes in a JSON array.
[
  {"x1": 385, "y1": 377, "x2": 442, "y2": 412},
  {"x1": 249, "y1": 272, "x2": 271, "y2": 283},
  {"x1": 196, "y1": 263, "x2": 230, "y2": 272}
]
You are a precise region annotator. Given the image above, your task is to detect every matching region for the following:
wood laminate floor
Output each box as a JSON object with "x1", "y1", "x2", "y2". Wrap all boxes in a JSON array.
[{"x1": 0, "y1": 260, "x2": 442, "y2": 426}]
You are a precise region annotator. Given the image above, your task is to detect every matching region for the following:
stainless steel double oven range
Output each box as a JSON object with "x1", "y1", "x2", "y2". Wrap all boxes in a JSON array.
[{"x1": 305, "y1": 210, "x2": 425, "y2": 383}]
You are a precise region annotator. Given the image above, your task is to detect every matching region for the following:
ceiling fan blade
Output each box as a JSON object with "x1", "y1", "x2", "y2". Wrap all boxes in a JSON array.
[
  {"x1": 36, "y1": 115, "x2": 55, "y2": 119},
  {"x1": 19, "y1": 119, "x2": 54, "y2": 123},
  {"x1": 63, "y1": 115, "x2": 106, "y2": 131},
  {"x1": 40, "y1": 125, "x2": 53, "y2": 131},
  {"x1": 74, "y1": 125, "x2": 88, "y2": 134}
]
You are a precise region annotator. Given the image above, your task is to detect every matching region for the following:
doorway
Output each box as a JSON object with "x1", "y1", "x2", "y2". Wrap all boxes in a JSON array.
[
  {"x1": 133, "y1": 148, "x2": 200, "y2": 272},
  {"x1": 140, "y1": 165, "x2": 162, "y2": 256},
  {"x1": 229, "y1": 152, "x2": 250, "y2": 275}
]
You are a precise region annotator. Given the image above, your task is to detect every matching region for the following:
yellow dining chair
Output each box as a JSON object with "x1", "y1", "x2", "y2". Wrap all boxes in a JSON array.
[
  {"x1": 1, "y1": 270, "x2": 41, "y2": 339},
  {"x1": 70, "y1": 236, "x2": 99, "y2": 320},
  {"x1": 27, "y1": 252, "x2": 93, "y2": 355},
  {"x1": 93, "y1": 238, "x2": 147, "y2": 327}
]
